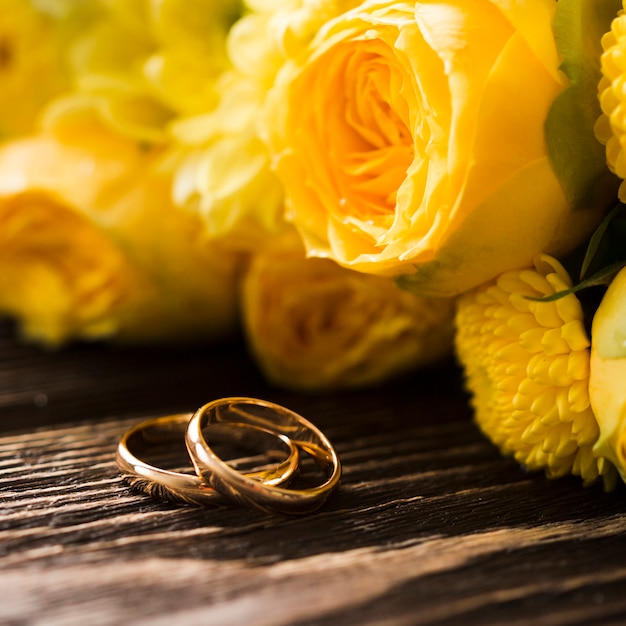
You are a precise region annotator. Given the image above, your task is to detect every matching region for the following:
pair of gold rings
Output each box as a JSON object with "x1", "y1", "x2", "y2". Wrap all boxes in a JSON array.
[{"x1": 116, "y1": 397, "x2": 341, "y2": 515}]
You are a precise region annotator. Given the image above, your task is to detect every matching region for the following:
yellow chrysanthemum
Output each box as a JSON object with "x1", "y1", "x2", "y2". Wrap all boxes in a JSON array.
[
  {"x1": 596, "y1": 3, "x2": 626, "y2": 201},
  {"x1": 455, "y1": 254, "x2": 616, "y2": 487},
  {"x1": 168, "y1": 0, "x2": 360, "y2": 248},
  {"x1": 44, "y1": 0, "x2": 241, "y2": 143},
  {"x1": 0, "y1": 0, "x2": 70, "y2": 138},
  {"x1": 168, "y1": 73, "x2": 285, "y2": 248}
]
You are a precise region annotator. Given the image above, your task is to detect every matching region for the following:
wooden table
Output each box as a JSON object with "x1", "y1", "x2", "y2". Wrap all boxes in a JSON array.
[{"x1": 2, "y1": 318, "x2": 626, "y2": 625}]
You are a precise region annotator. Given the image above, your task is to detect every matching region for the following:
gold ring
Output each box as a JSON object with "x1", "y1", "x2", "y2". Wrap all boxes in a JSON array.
[
  {"x1": 116, "y1": 413, "x2": 299, "y2": 506},
  {"x1": 185, "y1": 398, "x2": 341, "y2": 515}
]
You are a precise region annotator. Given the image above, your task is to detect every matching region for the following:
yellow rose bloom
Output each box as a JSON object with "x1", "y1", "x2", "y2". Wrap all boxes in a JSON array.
[
  {"x1": 265, "y1": 0, "x2": 605, "y2": 296},
  {"x1": 596, "y1": 2, "x2": 626, "y2": 202},
  {"x1": 0, "y1": 0, "x2": 69, "y2": 138},
  {"x1": 241, "y1": 240, "x2": 455, "y2": 390},
  {"x1": 589, "y1": 266, "x2": 626, "y2": 482},
  {"x1": 0, "y1": 116, "x2": 240, "y2": 345},
  {"x1": 455, "y1": 255, "x2": 615, "y2": 487},
  {"x1": 0, "y1": 190, "x2": 148, "y2": 345}
]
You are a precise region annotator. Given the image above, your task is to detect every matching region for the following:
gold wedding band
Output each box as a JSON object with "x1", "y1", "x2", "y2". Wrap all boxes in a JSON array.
[
  {"x1": 116, "y1": 413, "x2": 299, "y2": 506},
  {"x1": 186, "y1": 397, "x2": 341, "y2": 515}
]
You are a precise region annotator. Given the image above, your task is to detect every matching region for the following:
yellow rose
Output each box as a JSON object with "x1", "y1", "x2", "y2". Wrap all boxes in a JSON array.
[
  {"x1": 241, "y1": 240, "x2": 455, "y2": 390},
  {"x1": 265, "y1": 0, "x2": 607, "y2": 296},
  {"x1": 0, "y1": 190, "x2": 148, "y2": 345},
  {"x1": 0, "y1": 114, "x2": 240, "y2": 345},
  {"x1": 589, "y1": 266, "x2": 626, "y2": 481},
  {"x1": 230, "y1": 0, "x2": 361, "y2": 82}
]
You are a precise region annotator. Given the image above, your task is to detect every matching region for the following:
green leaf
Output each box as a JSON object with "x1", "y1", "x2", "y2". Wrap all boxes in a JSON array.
[
  {"x1": 579, "y1": 202, "x2": 625, "y2": 279},
  {"x1": 526, "y1": 259, "x2": 626, "y2": 302},
  {"x1": 545, "y1": 0, "x2": 621, "y2": 210}
]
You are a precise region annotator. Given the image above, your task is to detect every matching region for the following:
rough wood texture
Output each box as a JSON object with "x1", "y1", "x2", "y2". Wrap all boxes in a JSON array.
[{"x1": 2, "y1": 319, "x2": 626, "y2": 625}]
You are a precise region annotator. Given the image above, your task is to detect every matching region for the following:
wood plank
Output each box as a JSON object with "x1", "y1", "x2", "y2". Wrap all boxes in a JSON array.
[{"x1": 2, "y1": 320, "x2": 626, "y2": 625}]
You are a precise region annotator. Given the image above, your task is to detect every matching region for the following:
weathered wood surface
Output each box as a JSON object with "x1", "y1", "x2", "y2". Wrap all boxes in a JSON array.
[{"x1": 2, "y1": 319, "x2": 626, "y2": 625}]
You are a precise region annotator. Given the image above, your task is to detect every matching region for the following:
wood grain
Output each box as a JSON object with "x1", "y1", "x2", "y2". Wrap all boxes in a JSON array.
[{"x1": 2, "y1": 319, "x2": 626, "y2": 625}]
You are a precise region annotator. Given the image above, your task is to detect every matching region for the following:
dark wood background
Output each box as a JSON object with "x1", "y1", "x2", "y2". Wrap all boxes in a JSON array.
[{"x1": 2, "y1": 317, "x2": 626, "y2": 625}]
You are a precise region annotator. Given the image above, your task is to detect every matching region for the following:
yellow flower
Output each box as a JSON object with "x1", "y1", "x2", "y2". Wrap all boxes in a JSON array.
[
  {"x1": 0, "y1": 0, "x2": 69, "y2": 138},
  {"x1": 455, "y1": 254, "x2": 615, "y2": 487},
  {"x1": 264, "y1": 0, "x2": 604, "y2": 296},
  {"x1": 44, "y1": 0, "x2": 240, "y2": 143},
  {"x1": 241, "y1": 238, "x2": 455, "y2": 390},
  {"x1": 168, "y1": 0, "x2": 360, "y2": 249},
  {"x1": 0, "y1": 190, "x2": 147, "y2": 345},
  {"x1": 229, "y1": 0, "x2": 361, "y2": 84},
  {"x1": 0, "y1": 114, "x2": 240, "y2": 345},
  {"x1": 589, "y1": 266, "x2": 626, "y2": 481},
  {"x1": 98, "y1": 151, "x2": 243, "y2": 344},
  {"x1": 596, "y1": 2, "x2": 626, "y2": 202},
  {"x1": 168, "y1": 75, "x2": 285, "y2": 248},
  {"x1": 0, "y1": 121, "x2": 152, "y2": 344}
]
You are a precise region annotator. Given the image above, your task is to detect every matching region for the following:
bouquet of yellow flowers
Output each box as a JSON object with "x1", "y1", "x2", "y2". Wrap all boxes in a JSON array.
[{"x1": 4, "y1": 0, "x2": 626, "y2": 488}]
